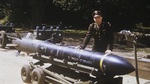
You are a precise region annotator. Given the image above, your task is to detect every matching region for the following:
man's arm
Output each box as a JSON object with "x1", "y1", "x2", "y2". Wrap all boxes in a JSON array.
[{"x1": 80, "y1": 24, "x2": 94, "y2": 49}]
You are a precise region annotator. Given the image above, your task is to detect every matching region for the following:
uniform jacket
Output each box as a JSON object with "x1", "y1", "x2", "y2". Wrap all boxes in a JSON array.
[{"x1": 81, "y1": 22, "x2": 114, "y2": 52}]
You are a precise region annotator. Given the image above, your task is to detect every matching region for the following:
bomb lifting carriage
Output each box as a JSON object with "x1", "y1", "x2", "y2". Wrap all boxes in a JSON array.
[{"x1": 11, "y1": 26, "x2": 135, "y2": 84}]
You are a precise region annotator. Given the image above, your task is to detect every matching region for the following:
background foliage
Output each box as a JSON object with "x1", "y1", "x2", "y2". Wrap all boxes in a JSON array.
[{"x1": 0, "y1": 0, "x2": 149, "y2": 31}]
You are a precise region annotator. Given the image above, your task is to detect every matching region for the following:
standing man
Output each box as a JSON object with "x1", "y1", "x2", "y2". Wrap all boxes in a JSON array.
[{"x1": 79, "y1": 10, "x2": 114, "y2": 53}]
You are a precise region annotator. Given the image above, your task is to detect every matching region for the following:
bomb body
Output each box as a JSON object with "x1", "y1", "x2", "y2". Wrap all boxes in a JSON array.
[{"x1": 13, "y1": 38, "x2": 134, "y2": 76}]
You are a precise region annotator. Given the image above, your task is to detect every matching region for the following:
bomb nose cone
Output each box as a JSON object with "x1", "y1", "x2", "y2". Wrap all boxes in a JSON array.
[{"x1": 102, "y1": 54, "x2": 135, "y2": 75}]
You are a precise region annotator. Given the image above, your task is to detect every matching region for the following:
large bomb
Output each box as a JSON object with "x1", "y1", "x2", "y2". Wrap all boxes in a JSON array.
[{"x1": 12, "y1": 38, "x2": 135, "y2": 76}]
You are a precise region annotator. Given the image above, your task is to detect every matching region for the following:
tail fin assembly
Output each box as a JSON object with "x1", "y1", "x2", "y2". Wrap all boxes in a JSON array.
[{"x1": 25, "y1": 32, "x2": 32, "y2": 38}]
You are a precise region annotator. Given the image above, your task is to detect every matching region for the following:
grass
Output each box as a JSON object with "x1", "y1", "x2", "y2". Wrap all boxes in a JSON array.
[
  {"x1": 63, "y1": 29, "x2": 87, "y2": 38},
  {"x1": 64, "y1": 29, "x2": 87, "y2": 34},
  {"x1": 137, "y1": 48, "x2": 150, "y2": 53},
  {"x1": 0, "y1": 16, "x2": 9, "y2": 24}
]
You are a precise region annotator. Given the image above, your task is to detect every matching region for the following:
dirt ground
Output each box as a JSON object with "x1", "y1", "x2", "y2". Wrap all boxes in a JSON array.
[
  {"x1": 0, "y1": 48, "x2": 33, "y2": 84},
  {"x1": 0, "y1": 37, "x2": 150, "y2": 84}
]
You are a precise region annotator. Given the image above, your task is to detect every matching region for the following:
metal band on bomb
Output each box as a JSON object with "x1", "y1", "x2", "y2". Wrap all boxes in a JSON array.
[{"x1": 100, "y1": 53, "x2": 110, "y2": 72}]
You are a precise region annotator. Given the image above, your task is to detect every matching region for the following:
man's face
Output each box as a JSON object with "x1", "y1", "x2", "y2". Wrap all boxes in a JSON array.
[{"x1": 93, "y1": 15, "x2": 103, "y2": 24}]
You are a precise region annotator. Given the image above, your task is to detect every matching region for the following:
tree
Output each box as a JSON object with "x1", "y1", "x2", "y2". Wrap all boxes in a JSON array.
[
  {"x1": 0, "y1": 0, "x2": 149, "y2": 30},
  {"x1": 53, "y1": 0, "x2": 150, "y2": 30},
  {"x1": 30, "y1": 0, "x2": 51, "y2": 28},
  {"x1": 8, "y1": 0, "x2": 31, "y2": 27},
  {"x1": 0, "y1": 0, "x2": 13, "y2": 23},
  {"x1": 0, "y1": 0, "x2": 52, "y2": 28}
]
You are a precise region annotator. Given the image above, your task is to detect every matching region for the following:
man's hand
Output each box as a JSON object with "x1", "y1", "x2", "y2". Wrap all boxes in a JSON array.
[{"x1": 105, "y1": 50, "x2": 111, "y2": 54}]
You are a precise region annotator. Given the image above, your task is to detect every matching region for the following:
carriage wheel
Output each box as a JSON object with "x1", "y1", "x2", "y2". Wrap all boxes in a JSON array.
[
  {"x1": 31, "y1": 68, "x2": 45, "y2": 84},
  {"x1": 0, "y1": 31, "x2": 7, "y2": 48},
  {"x1": 21, "y1": 64, "x2": 31, "y2": 83}
]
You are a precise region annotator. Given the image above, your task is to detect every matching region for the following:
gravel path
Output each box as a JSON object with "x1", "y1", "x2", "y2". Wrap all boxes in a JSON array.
[{"x1": 0, "y1": 48, "x2": 33, "y2": 84}]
